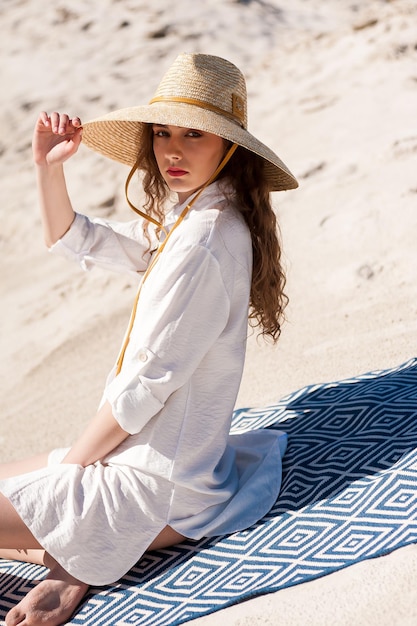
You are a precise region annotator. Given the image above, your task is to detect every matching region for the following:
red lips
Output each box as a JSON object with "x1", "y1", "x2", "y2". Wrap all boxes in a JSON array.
[{"x1": 167, "y1": 167, "x2": 188, "y2": 177}]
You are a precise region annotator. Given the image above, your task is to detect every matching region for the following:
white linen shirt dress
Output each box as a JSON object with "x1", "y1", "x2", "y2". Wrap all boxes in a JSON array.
[{"x1": 0, "y1": 182, "x2": 287, "y2": 586}]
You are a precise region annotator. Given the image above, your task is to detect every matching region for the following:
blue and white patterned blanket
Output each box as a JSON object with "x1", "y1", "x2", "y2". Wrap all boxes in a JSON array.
[{"x1": 1, "y1": 358, "x2": 417, "y2": 625}]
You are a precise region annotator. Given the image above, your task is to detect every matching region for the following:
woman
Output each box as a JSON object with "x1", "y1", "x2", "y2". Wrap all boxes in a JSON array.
[{"x1": 0, "y1": 53, "x2": 298, "y2": 626}]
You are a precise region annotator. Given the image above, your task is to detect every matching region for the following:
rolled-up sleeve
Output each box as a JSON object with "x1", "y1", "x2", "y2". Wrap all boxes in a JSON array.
[
  {"x1": 50, "y1": 213, "x2": 152, "y2": 274},
  {"x1": 104, "y1": 243, "x2": 232, "y2": 434}
]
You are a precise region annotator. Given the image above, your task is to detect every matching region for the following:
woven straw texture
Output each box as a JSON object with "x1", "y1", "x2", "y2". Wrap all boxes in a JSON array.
[{"x1": 81, "y1": 53, "x2": 298, "y2": 191}]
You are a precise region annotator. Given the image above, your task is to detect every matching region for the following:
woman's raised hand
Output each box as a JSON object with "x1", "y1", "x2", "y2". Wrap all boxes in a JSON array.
[{"x1": 33, "y1": 112, "x2": 83, "y2": 167}]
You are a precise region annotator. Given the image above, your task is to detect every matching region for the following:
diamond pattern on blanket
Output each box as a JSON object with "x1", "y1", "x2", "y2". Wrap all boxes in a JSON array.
[{"x1": 1, "y1": 358, "x2": 416, "y2": 625}]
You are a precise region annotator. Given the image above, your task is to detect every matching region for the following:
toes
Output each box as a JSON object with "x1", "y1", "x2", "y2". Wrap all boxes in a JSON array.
[{"x1": 5, "y1": 606, "x2": 26, "y2": 625}]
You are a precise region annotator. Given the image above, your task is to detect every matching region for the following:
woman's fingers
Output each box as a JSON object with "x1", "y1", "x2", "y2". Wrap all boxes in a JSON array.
[
  {"x1": 39, "y1": 111, "x2": 51, "y2": 126},
  {"x1": 33, "y1": 112, "x2": 83, "y2": 166},
  {"x1": 41, "y1": 112, "x2": 82, "y2": 135},
  {"x1": 50, "y1": 111, "x2": 69, "y2": 134}
]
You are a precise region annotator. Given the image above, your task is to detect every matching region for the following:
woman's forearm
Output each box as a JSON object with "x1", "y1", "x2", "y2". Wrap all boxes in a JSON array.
[
  {"x1": 32, "y1": 112, "x2": 83, "y2": 247},
  {"x1": 36, "y1": 164, "x2": 76, "y2": 247},
  {"x1": 61, "y1": 401, "x2": 130, "y2": 467}
]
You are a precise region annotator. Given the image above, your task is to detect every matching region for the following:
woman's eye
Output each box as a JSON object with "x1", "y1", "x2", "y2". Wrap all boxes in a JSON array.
[{"x1": 187, "y1": 131, "x2": 202, "y2": 138}]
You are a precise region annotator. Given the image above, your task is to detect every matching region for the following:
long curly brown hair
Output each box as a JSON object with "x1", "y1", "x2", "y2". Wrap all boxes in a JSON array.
[{"x1": 134, "y1": 125, "x2": 288, "y2": 343}]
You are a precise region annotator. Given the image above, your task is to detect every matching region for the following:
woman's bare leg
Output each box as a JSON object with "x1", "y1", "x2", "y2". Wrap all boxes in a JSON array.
[
  {"x1": 0, "y1": 453, "x2": 50, "y2": 566},
  {"x1": 148, "y1": 526, "x2": 186, "y2": 551},
  {"x1": 0, "y1": 525, "x2": 186, "y2": 567},
  {"x1": 0, "y1": 549, "x2": 45, "y2": 566},
  {"x1": 2, "y1": 524, "x2": 186, "y2": 626},
  {"x1": 5, "y1": 557, "x2": 89, "y2": 626},
  {"x1": 0, "y1": 491, "x2": 87, "y2": 626},
  {"x1": 0, "y1": 452, "x2": 186, "y2": 625},
  {"x1": 0, "y1": 494, "x2": 44, "y2": 550},
  {"x1": 0, "y1": 453, "x2": 50, "y2": 481}
]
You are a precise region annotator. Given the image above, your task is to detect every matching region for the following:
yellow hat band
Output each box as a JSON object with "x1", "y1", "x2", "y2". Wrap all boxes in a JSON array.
[{"x1": 149, "y1": 94, "x2": 246, "y2": 128}]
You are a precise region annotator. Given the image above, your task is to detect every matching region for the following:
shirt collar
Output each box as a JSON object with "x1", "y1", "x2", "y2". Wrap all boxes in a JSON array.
[{"x1": 164, "y1": 180, "x2": 232, "y2": 228}]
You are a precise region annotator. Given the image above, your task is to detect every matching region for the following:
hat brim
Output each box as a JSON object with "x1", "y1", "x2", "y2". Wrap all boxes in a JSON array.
[{"x1": 81, "y1": 102, "x2": 298, "y2": 192}]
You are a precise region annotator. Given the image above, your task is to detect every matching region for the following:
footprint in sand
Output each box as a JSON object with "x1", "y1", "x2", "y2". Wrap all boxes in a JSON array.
[
  {"x1": 392, "y1": 136, "x2": 417, "y2": 157},
  {"x1": 299, "y1": 94, "x2": 339, "y2": 114}
]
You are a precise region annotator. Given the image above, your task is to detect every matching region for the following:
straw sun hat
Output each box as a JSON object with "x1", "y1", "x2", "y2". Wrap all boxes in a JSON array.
[{"x1": 81, "y1": 53, "x2": 298, "y2": 192}]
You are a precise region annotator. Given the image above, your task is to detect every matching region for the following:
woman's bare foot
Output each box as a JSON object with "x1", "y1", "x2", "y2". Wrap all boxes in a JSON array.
[{"x1": 5, "y1": 562, "x2": 88, "y2": 626}]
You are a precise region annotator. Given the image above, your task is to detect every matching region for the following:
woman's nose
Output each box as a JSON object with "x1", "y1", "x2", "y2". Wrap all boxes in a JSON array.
[{"x1": 166, "y1": 137, "x2": 182, "y2": 159}]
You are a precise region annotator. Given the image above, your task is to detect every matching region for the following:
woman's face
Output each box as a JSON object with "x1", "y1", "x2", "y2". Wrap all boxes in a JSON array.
[{"x1": 152, "y1": 124, "x2": 227, "y2": 203}]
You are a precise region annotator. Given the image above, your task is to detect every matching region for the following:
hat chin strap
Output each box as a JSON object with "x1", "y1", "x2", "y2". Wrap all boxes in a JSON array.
[
  {"x1": 116, "y1": 142, "x2": 238, "y2": 375},
  {"x1": 124, "y1": 142, "x2": 238, "y2": 233}
]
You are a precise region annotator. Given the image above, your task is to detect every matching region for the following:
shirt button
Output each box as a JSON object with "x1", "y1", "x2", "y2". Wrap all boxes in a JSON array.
[{"x1": 138, "y1": 351, "x2": 148, "y2": 362}]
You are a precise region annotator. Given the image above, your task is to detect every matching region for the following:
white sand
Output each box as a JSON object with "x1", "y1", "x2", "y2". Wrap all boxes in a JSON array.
[{"x1": 1, "y1": 0, "x2": 417, "y2": 623}]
